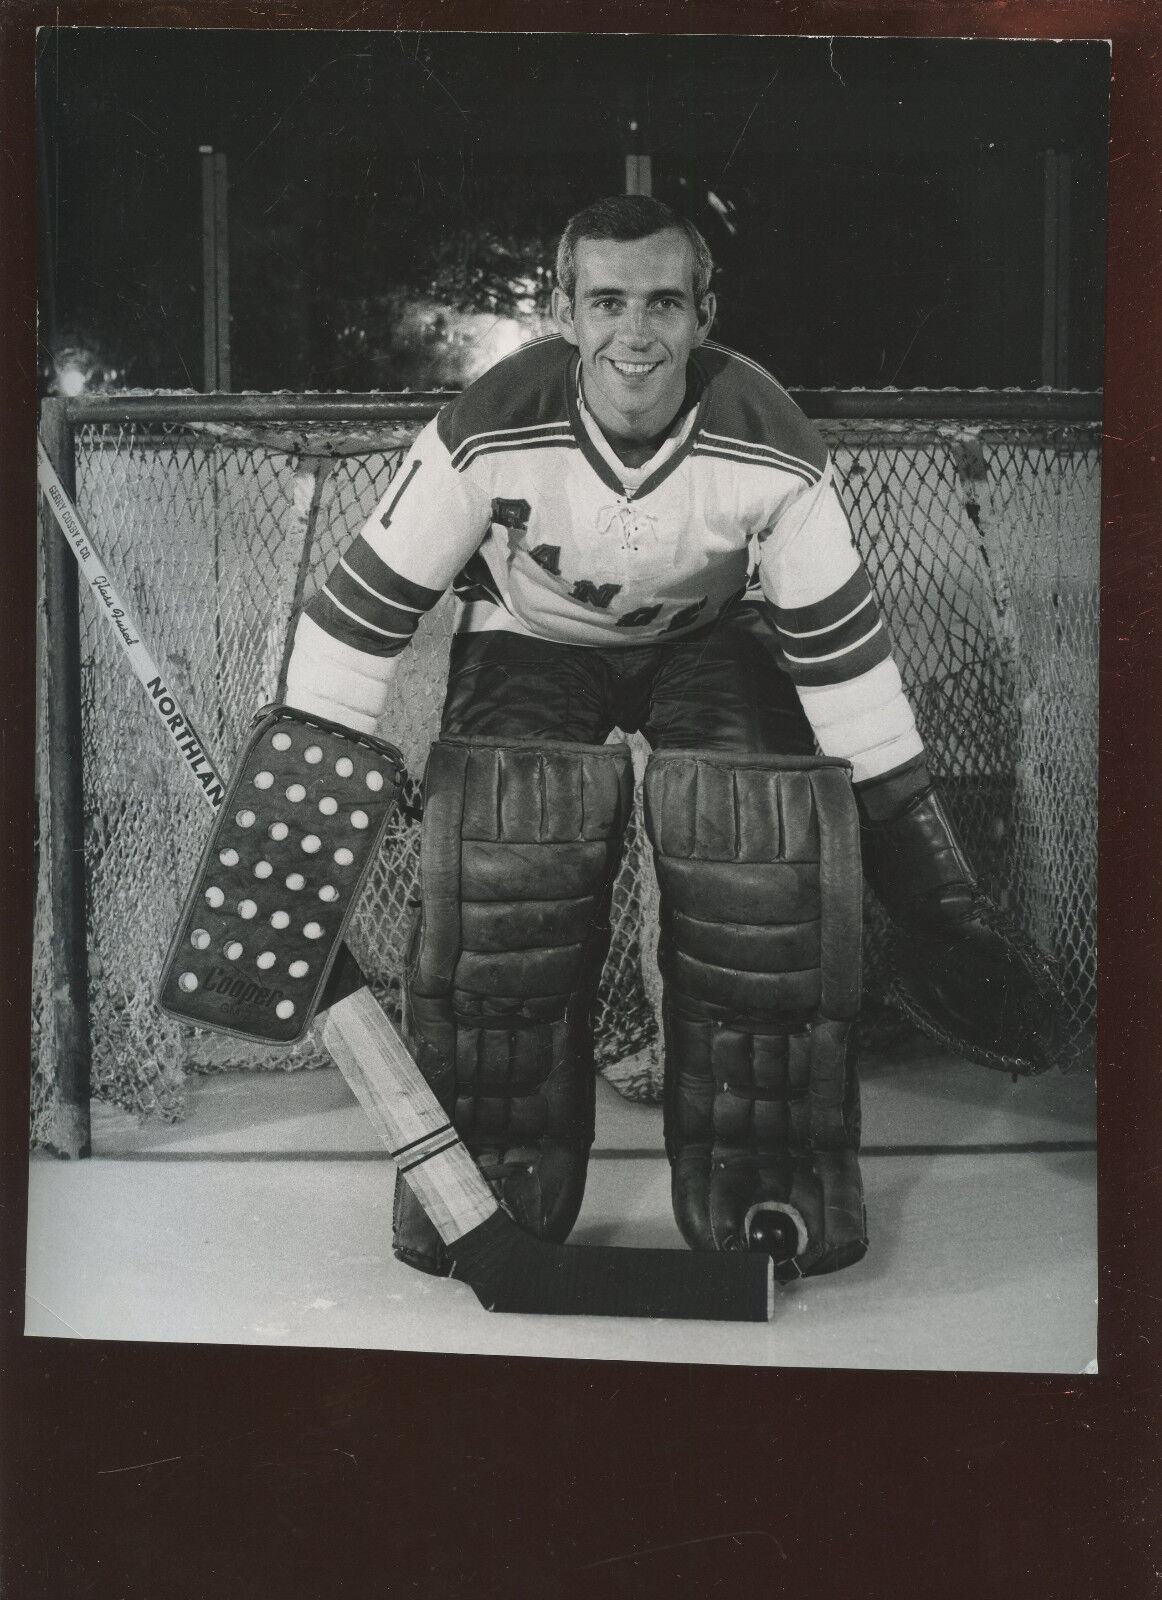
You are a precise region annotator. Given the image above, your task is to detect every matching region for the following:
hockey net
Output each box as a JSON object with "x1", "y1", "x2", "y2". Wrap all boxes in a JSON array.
[{"x1": 32, "y1": 392, "x2": 1100, "y2": 1146}]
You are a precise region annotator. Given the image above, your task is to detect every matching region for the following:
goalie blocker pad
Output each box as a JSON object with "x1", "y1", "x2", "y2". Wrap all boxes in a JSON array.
[
  {"x1": 159, "y1": 705, "x2": 403, "y2": 1043},
  {"x1": 644, "y1": 750, "x2": 867, "y2": 1279}
]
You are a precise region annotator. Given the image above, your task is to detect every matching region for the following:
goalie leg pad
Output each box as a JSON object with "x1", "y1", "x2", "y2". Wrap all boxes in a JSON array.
[
  {"x1": 393, "y1": 737, "x2": 634, "y2": 1274},
  {"x1": 644, "y1": 751, "x2": 867, "y2": 1279}
]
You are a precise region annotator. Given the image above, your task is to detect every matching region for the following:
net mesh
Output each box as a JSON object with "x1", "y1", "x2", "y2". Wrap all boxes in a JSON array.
[{"x1": 31, "y1": 402, "x2": 1099, "y2": 1144}]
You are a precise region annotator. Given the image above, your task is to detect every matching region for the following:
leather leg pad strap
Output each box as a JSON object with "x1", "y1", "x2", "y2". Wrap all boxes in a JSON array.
[
  {"x1": 394, "y1": 737, "x2": 633, "y2": 1274},
  {"x1": 644, "y1": 751, "x2": 867, "y2": 1277}
]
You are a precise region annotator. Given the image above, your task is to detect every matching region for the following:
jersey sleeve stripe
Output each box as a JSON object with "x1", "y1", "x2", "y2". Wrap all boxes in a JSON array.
[
  {"x1": 766, "y1": 568, "x2": 873, "y2": 633},
  {"x1": 775, "y1": 591, "x2": 877, "y2": 639},
  {"x1": 774, "y1": 599, "x2": 880, "y2": 662},
  {"x1": 320, "y1": 586, "x2": 412, "y2": 639},
  {"x1": 340, "y1": 559, "x2": 425, "y2": 612},
  {"x1": 780, "y1": 628, "x2": 893, "y2": 688},
  {"x1": 304, "y1": 545, "x2": 445, "y2": 658},
  {"x1": 450, "y1": 423, "x2": 573, "y2": 470},
  {"x1": 303, "y1": 588, "x2": 415, "y2": 658},
  {"x1": 343, "y1": 538, "x2": 444, "y2": 612},
  {"x1": 766, "y1": 565, "x2": 895, "y2": 685},
  {"x1": 453, "y1": 434, "x2": 577, "y2": 472},
  {"x1": 698, "y1": 430, "x2": 824, "y2": 482},
  {"x1": 780, "y1": 616, "x2": 884, "y2": 666},
  {"x1": 323, "y1": 571, "x2": 423, "y2": 638},
  {"x1": 691, "y1": 442, "x2": 819, "y2": 486}
]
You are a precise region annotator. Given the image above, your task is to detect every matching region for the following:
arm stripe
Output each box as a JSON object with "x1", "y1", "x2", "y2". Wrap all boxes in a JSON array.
[
  {"x1": 699, "y1": 429, "x2": 824, "y2": 481},
  {"x1": 450, "y1": 422, "x2": 573, "y2": 469},
  {"x1": 692, "y1": 443, "x2": 819, "y2": 486},
  {"x1": 776, "y1": 592, "x2": 876, "y2": 639},
  {"x1": 768, "y1": 568, "x2": 872, "y2": 633},
  {"x1": 303, "y1": 593, "x2": 413, "y2": 658},
  {"x1": 454, "y1": 420, "x2": 572, "y2": 448},
  {"x1": 325, "y1": 567, "x2": 426, "y2": 636},
  {"x1": 452, "y1": 550, "x2": 505, "y2": 607},
  {"x1": 338, "y1": 558, "x2": 426, "y2": 613},
  {"x1": 783, "y1": 630, "x2": 893, "y2": 688},
  {"x1": 781, "y1": 619, "x2": 884, "y2": 665},
  {"x1": 320, "y1": 586, "x2": 413, "y2": 640},
  {"x1": 772, "y1": 598, "x2": 881, "y2": 662},
  {"x1": 343, "y1": 539, "x2": 445, "y2": 612},
  {"x1": 454, "y1": 434, "x2": 576, "y2": 472}
]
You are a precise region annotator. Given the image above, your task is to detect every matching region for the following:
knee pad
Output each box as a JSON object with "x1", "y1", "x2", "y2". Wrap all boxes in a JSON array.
[
  {"x1": 393, "y1": 737, "x2": 633, "y2": 1274},
  {"x1": 643, "y1": 750, "x2": 867, "y2": 1278}
]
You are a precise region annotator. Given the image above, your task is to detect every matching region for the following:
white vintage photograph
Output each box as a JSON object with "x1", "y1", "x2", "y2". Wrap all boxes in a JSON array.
[{"x1": 28, "y1": 29, "x2": 1104, "y2": 1370}]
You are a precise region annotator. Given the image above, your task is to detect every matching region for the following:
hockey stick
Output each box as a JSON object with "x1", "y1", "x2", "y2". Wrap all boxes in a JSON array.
[{"x1": 38, "y1": 436, "x2": 773, "y2": 1321}]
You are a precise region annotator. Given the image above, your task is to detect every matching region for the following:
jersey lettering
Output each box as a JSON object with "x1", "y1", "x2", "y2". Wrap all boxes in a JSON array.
[
  {"x1": 616, "y1": 604, "x2": 664, "y2": 628},
  {"x1": 528, "y1": 544, "x2": 563, "y2": 576},
  {"x1": 570, "y1": 580, "x2": 622, "y2": 610},
  {"x1": 492, "y1": 498, "x2": 532, "y2": 532},
  {"x1": 664, "y1": 597, "x2": 708, "y2": 633}
]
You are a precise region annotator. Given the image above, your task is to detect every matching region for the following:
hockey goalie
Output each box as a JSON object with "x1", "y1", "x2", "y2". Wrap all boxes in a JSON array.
[{"x1": 212, "y1": 196, "x2": 1068, "y2": 1284}]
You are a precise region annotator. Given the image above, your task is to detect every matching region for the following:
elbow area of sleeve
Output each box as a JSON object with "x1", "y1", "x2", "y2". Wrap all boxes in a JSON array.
[{"x1": 797, "y1": 658, "x2": 924, "y2": 785}]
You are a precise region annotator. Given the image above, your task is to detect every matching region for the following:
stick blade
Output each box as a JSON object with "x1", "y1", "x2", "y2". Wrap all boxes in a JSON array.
[{"x1": 450, "y1": 1212, "x2": 773, "y2": 1323}]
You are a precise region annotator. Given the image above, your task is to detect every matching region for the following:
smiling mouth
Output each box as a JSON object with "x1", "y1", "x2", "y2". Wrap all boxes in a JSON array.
[{"x1": 608, "y1": 359, "x2": 662, "y2": 377}]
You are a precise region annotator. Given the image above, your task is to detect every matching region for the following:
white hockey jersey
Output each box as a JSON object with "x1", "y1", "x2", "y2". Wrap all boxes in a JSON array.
[{"x1": 291, "y1": 336, "x2": 922, "y2": 782}]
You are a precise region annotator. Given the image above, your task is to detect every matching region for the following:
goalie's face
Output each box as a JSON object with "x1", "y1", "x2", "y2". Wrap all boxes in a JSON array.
[{"x1": 552, "y1": 229, "x2": 715, "y2": 442}]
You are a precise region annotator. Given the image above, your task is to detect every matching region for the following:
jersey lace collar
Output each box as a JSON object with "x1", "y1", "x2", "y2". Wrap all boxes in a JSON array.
[{"x1": 564, "y1": 349, "x2": 708, "y2": 502}]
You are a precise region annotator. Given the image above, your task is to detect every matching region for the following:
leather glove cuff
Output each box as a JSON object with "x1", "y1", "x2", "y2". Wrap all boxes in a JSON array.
[
  {"x1": 860, "y1": 784, "x2": 978, "y2": 929},
  {"x1": 853, "y1": 753, "x2": 931, "y2": 824}
]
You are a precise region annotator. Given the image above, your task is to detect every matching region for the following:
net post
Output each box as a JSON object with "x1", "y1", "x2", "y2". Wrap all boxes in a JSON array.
[{"x1": 39, "y1": 397, "x2": 92, "y2": 1157}]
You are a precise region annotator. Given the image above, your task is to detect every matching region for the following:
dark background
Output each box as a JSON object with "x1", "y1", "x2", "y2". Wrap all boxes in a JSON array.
[
  {"x1": 36, "y1": 31, "x2": 1109, "y2": 393},
  {"x1": 5, "y1": 7, "x2": 1160, "y2": 1600}
]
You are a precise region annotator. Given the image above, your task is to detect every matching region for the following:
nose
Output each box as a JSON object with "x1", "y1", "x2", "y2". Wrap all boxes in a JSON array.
[{"x1": 621, "y1": 304, "x2": 650, "y2": 345}]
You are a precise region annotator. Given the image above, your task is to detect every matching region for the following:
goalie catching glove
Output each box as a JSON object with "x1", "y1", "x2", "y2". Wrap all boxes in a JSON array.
[{"x1": 859, "y1": 781, "x2": 1068, "y2": 1074}]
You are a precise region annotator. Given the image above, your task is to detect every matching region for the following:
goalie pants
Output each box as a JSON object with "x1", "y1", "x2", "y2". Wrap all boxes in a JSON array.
[
  {"x1": 393, "y1": 606, "x2": 865, "y2": 1273},
  {"x1": 439, "y1": 602, "x2": 815, "y2": 753}
]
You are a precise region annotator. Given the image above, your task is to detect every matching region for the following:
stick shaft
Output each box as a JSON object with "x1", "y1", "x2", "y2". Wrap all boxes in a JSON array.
[
  {"x1": 320, "y1": 989, "x2": 497, "y2": 1245},
  {"x1": 36, "y1": 440, "x2": 225, "y2": 807}
]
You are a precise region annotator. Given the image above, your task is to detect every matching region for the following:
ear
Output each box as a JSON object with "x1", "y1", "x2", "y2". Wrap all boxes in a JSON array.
[
  {"x1": 692, "y1": 292, "x2": 717, "y2": 346},
  {"x1": 551, "y1": 286, "x2": 580, "y2": 347}
]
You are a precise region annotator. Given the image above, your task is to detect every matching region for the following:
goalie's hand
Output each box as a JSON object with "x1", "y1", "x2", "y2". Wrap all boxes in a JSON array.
[{"x1": 862, "y1": 787, "x2": 1069, "y2": 1074}]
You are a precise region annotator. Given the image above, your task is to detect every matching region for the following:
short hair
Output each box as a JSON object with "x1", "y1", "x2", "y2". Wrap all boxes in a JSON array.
[{"x1": 555, "y1": 196, "x2": 715, "y2": 307}]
